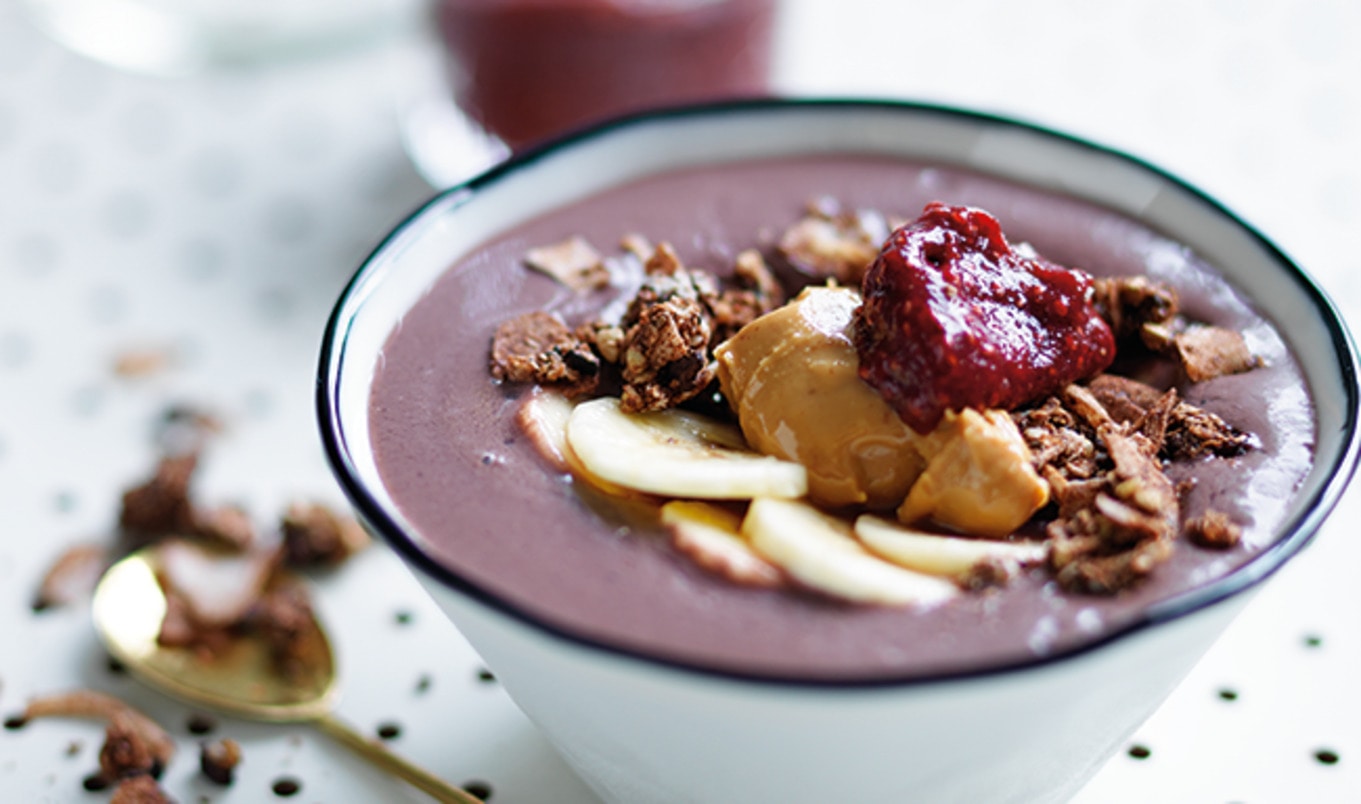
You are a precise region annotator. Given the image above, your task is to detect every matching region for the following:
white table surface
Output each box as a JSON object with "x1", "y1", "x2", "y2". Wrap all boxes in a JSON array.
[{"x1": 1, "y1": 1, "x2": 1358, "y2": 801}]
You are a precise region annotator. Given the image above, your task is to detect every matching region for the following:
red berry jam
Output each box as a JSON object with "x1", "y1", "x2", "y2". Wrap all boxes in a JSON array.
[{"x1": 855, "y1": 202, "x2": 1116, "y2": 433}]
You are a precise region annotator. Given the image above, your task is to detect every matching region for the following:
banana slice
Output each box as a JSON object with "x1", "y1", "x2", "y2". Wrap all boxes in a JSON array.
[
  {"x1": 742, "y1": 498, "x2": 956, "y2": 607},
  {"x1": 855, "y1": 515, "x2": 1047, "y2": 579},
  {"x1": 566, "y1": 397, "x2": 807, "y2": 500},
  {"x1": 661, "y1": 501, "x2": 785, "y2": 588},
  {"x1": 515, "y1": 387, "x2": 575, "y2": 472},
  {"x1": 516, "y1": 389, "x2": 649, "y2": 499}
]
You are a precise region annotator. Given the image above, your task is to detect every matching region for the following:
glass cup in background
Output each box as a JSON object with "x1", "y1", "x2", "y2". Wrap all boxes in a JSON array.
[
  {"x1": 403, "y1": 0, "x2": 779, "y2": 187},
  {"x1": 21, "y1": 0, "x2": 421, "y2": 75}
]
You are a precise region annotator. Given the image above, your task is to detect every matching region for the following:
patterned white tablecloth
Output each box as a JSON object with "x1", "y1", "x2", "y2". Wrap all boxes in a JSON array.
[{"x1": 1, "y1": 1, "x2": 1358, "y2": 801}]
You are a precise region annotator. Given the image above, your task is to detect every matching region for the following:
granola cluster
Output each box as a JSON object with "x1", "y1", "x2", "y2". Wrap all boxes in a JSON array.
[
  {"x1": 24, "y1": 406, "x2": 373, "y2": 800},
  {"x1": 116, "y1": 443, "x2": 364, "y2": 675},
  {"x1": 490, "y1": 200, "x2": 1266, "y2": 597},
  {"x1": 492, "y1": 235, "x2": 784, "y2": 412},
  {"x1": 1017, "y1": 378, "x2": 1246, "y2": 593}
]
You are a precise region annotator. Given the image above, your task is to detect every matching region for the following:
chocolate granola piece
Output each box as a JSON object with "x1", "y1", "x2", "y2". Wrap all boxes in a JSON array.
[
  {"x1": 1062, "y1": 384, "x2": 1118, "y2": 433},
  {"x1": 21, "y1": 691, "x2": 176, "y2": 773},
  {"x1": 246, "y1": 581, "x2": 316, "y2": 681},
  {"x1": 612, "y1": 243, "x2": 717, "y2": 412},
  {"x1": 777, "y1": 196, "x2": 889, "y2": 284},
  {"x1": 1042, "y1": 388, "x2": 1180, "y2": 594},
  {"x1": 1166, "y1": 403, "x2": 1253, "y2": 459},
  {"x1": 109, "y1": 774, "x2": 171, "y2": 804},
  {"x1": 1092, "y1": 275, "x2": 1179, "y2": 341},
  {"x1": 1104, "y1": 424, "x2": 1178, "y2": 524},
  {"x1": 119, "y1": 453, "x2": 199, "y2": 540},
  {"x1": 1084, "y1": 373, "x2": 1252, "y2": 459},
  {"x1": 280, "y1": 501, "x2": 370, "y2": 568},
  {"x1": 1016, "y1": 397, "x2": 1099, "y2": 481},
  {"x1": 200, "y1": 737, "x2": 242, "y2": 786},
  {"x1": 703, "y1": 249, "x2": 784, "y2": 344},
  {"x1": 1171, "y1": 324, "x2": 1262, "y2": 382},
  {"x1": 1085, "y1": 373, "x2": 1163, "y2": 423},
  {"x1": 155, "y1": 584, "x2": 198, "y2": 649},
  {"x1": 1041, "y1": 468, "x2": 1105, "y2": 519},
  {"x1": 489, "y1": 311, "x2": 601, "y2": 396},
  {"x1": 99, "y1": 712, "x2": 163, "y2": 782},
  {"x1": 1186, "y1": 509, "x2": 1243, "y2": 549},
  {"x1": 1051, "y1": 533, "x2": 1173, "y2": 594},
  {"x1": 618, "y1": 295, "x2": 713, "y2": 412},
  {"x1": 523, "y1": 235, "x2": 610, "y2": 291}
]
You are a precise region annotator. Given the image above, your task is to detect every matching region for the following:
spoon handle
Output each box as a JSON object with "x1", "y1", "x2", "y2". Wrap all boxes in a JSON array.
[{"x1": 315, "y1": 713, "x2": 484, "y2": 804}]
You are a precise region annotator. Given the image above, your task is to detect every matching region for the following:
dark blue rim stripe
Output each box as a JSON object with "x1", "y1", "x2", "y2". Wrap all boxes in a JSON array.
[{"x1": 317, "y1": 98, "x2": 1361, "y2": 689}]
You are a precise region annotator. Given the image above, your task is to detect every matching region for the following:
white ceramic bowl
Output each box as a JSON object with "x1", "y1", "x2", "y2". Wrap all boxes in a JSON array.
[{"x1": 319, "y1": 100, "x2": 1360, "y2": 803}]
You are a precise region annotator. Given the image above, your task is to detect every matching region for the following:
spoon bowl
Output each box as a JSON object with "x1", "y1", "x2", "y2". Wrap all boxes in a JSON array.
[{"x1": 92, "y1": 544, "x2": 482, "y2": 804}]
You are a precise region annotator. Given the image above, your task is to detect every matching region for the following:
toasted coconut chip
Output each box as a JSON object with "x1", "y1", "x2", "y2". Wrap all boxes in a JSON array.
[
  {"x1": 1173, "y1": 324, "x2": 1262, "y2": 382},
  {"x1": 524, "y1": 235, "x2": 610, "y2": 291},
  {"x1": 191, "y1": 504, "x2": 256, "y2": 552},
  {"x1": 157, "y1": 539, "x2": 279, "y2": 627},
  {"x1": 33, "y1": 543, "x2": 109, "y2": 611}
]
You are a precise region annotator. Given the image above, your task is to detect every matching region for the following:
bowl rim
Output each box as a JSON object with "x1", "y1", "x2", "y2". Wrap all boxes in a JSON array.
[{"x1": 318, "y1": 97, "x2": 1361, "y2": 689}]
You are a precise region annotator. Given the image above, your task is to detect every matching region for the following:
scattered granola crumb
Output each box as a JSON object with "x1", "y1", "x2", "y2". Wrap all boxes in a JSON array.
[
  {"x1": 246, "y1": 581, "x2": 317, "y2": 680},
  {"x1": 113, "y1": 347, "x2": 177, "y2": 380},
  {"x1": 99, "y1": 712, "x2": 164, "y2": 782},
  {"x1": 109, "y1": 773, "x2": 171, "y2": 804},
  {"x1": 1186, "y1": 509, "x2": 1243, "y2": 549},
  {"x1": 280, "y1": 501, "x2": 370, "y2": 568},
  {"x1": 958, "y1": 557, "x2": 1017, "y2": 592},
  {"x1": 119, "y1": 453, "x2": 199, "y2": 541},
  {"x1": 200, "y1": 738, "x2": 242, "y2": 786}
]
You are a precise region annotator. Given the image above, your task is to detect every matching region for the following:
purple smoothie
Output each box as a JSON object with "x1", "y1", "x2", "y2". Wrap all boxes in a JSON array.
[{"x1": 368, "y1": 155, "x2": 1315, "y2": 681}]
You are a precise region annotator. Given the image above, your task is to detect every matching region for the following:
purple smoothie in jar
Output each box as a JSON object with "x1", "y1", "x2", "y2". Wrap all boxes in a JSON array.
[{"x1": 430, "y1": 0, "x2": 777, "y2": 151}]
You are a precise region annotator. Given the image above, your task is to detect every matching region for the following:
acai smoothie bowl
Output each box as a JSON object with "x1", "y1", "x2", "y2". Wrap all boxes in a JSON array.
[{"x1": 318, "y1": 100, "x2": 1359, "y2": 803}]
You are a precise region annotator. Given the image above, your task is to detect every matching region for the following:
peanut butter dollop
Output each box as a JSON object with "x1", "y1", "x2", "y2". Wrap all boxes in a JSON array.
[{"x1": 715, "y1": 286, "x2": 925, "y2": 509}]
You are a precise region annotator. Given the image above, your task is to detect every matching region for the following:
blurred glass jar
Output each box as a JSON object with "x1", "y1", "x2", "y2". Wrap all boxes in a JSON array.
[
  {"x1": 429, "y1": 0, "x2": 778, "y2": 152},
  {"x1": 22, "y1": 0, "x2": 419, "y2": 75}
]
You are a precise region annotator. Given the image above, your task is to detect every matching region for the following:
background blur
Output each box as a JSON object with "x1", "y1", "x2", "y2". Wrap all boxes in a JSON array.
[{"x1": 1, "y1": 1, "x2": 1357, "y2": 800}]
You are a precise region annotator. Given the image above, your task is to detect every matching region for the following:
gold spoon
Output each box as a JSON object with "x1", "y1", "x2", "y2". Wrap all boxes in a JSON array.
[{"x1": 91, "y1": 546, "x2": 483, "y2": 804}]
